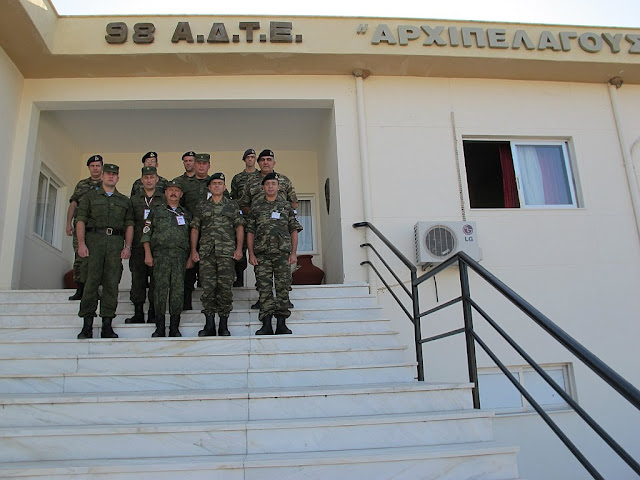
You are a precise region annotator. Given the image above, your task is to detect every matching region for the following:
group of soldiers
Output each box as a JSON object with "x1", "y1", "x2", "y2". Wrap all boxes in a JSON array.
[{"x1": 66, "y1": 149, "x2": 302, "y2": 340}]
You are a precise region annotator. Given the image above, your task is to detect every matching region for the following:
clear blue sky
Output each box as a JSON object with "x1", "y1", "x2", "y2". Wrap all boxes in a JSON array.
[{"x1": 52, "y1": 0, "x2": 640, "y2": 28}]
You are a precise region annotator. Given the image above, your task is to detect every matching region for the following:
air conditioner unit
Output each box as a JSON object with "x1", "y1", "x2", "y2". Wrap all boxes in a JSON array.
[{"x1": 414, "y1": 221, "x2": 482, "y2": 266}]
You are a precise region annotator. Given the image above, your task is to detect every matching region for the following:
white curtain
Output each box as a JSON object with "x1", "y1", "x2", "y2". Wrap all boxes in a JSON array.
[
  {"x1": 515, "y1": 145, "x2": 571, "y2": 206},
  {"x1": 297, "y1": 199, "x2": 313, "y2": 252}
]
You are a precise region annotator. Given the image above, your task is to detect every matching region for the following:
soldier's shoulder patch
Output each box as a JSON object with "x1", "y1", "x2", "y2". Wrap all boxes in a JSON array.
[{"x1": 142, "y1": 225, "x2": 151, "y2": 234}]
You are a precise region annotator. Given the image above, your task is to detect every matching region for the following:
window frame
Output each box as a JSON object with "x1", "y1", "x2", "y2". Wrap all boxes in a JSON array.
[
  {"x1": 296, "y1": 194, "x2": 318, "y2": 255},
  {"x1": 33, "y1": 166, "x2": 64, "y2": 251}
]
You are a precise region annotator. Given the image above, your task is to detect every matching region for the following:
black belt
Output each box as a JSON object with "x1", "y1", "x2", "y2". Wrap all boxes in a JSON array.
[{"x1": 86, "y1": 227, "x2": 125, "y2": 236}]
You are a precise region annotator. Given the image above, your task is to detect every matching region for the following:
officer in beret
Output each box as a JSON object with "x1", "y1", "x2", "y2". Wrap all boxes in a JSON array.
[
  {"x1": 66, "y1": 155, "x2": 103, "y2": 301},
  {"x1": 76, "y1": 163, "x2": 134, "y2": 339},
  {"x1": 125, "y1": 166, "x2": 166, "y2": 325},
  {"x1": 130, "y1": 152, "x2": 169, "y2": 196},
  {"x1": 142, "y1": 180, "x2": 194, "y2": 337},
  {"x1": 190, "y1": 173, "x2": 244, "y2": 336},
  {"x1": 247, "y1": 172, "x2": 302, "y2": 335},
  {"x1": 175, "y1": 151, "x2": 197, "y2": 182},
  {"x1": 229, "y1": 148, "x2": 257, "y2": 287}
]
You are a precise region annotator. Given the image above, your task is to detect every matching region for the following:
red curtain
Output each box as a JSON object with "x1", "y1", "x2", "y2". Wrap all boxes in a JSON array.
[{"x1": 499, "y1": 144, "x2": 520, "y2": 208}]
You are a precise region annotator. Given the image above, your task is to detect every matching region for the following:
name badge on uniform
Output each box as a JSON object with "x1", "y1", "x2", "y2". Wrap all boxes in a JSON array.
[
  {"x1": 176, "y1": 215, "x2": 186, "y2": 225},
  {"x1": 271, "y1": 212, "x2": 281, "y2": 219},
  {"x1": 144, "y1": 209, "x2": 151, "y2": 219}
]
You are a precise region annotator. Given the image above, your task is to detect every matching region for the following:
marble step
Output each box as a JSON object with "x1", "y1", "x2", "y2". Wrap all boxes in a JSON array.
[
  {"x1": 0, "y1": 382, "x2": 474, "y2": 428},
  {"x1": 0, "y1": 410, "x2": 494, "y2": 463},
  {"x1": 0, "y1": 443, "x2": 521, "y2": 480}
]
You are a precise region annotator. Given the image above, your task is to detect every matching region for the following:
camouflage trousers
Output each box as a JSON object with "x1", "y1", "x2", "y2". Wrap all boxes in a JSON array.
[
  {"x1": 255, "y1": 252, "x2": 291, "y2": 320},
  {"x1": 72, "y1": 227, "x2": 89, "y2": 283},
  {"x1": 129, "y1": 246, "x2": 154, "y2": 305},
  {"x1": 78, "y1": 233, "x2": 124, "y2": 318},
  {"x1": 153, "y1": 252, "x2": 188, "y2": 315},
  {"x1": 200, "y1": 254, "x2": 235, "y2": 316}
]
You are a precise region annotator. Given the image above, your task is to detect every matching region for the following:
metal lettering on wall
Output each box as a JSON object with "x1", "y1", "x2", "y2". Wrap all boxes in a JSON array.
[
  {"x1": 105, "y1": 21, "x2": 303, "y2": 44},
  {"x1": 356, "y1": 24, "x2": 640, "y2": 54}
]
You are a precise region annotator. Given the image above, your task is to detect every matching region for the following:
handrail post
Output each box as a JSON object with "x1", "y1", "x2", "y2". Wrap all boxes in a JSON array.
[
  {"x1": 459, "y1": 257, "x2": 480, "y2": 409},
  {"x1": 411, "y1": 270, "x2": 424, "y2": 381}
]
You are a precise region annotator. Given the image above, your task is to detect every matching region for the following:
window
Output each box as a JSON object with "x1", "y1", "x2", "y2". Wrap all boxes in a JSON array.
[
  {"x1": 478, "y1": 364, "x2": 574, "y2": 414},
  {"x1": 297, "y1": 195, "x2": 317, "y2": 254},
  {"x1": 463, "y1": 140, "x2": 577, "y2": 209},
  {"x1": 34, "y1": 170, "x2": 62, "y2": 248}
]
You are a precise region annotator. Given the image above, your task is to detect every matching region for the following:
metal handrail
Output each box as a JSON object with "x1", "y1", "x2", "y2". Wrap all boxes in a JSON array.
[{"x1": 353, "y1": 221, "x2": 640, "y2": 479}]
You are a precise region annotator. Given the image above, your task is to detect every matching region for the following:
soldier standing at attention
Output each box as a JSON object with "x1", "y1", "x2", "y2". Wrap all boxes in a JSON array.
[
  {"x1": 247, "y1": 172, "x2": 302, "y2": 335},
  {"x1": 190, "y1": 173, "x2": 244, "y2": 337},
  {"x1": 130, "y1": 152, "x2": 169, "y2": 196},
  {"x1": 175, "y1": 151, "x2": 197, "y2": 182},
  {"x1": 142, "y1": 180, "x2": 193, "y2": 337},
  {"x1": 66, "y1": 154, "x2": 103, "y2": 301},
  {"x1": 125, "y1": 166, "x2": 166, "y2": 325},
  {"x1": 229, "y1": 148, "x2": 256, "y2": 287},
  {"x1": 175, "y1": 152, "x2": 212, "y2": 311},
  {"x1": 75, "y1": 163, "x2": 134, "y2": 339}
]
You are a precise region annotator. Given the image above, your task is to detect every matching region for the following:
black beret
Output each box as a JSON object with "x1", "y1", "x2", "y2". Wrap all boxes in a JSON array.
[
  {"x1": 142, "y1": 151, "x2": 158, "y2": 163},
  {"x1": 86, "y1": 154, "x2": 103, "y2": 166},
  {"x1": 243, "y1": 148, "x2": 256, "y2": 160},
  {"x1": 207, "y1": 172, "x2": 226, "y2": 185},
  {"x1": 261, "y1": 172, "x2": 279, "y2": 185},
  {"x1": 182, "y1": 151, "x2": 196, "y2": 160},
  {"x1": 258, "y1": 149, "x2": 274, "y2": 160}
]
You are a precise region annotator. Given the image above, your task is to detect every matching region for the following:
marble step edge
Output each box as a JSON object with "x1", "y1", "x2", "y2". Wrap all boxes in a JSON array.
[
  {"x1": 0, "y1": 381, "x2": 474, "y2": 405},
  {"x1": 0, "y1": 442, "x2": 519, "y2": 475},
  {"x1": 0, "y1": 409, "x2": 494, "y2": 437},
  {"x1": 0, "y1": 361, "x2": 418, "y2": 379},
  {"x1": 0, "y1": 344, "x2": 407, "y2": 361}
]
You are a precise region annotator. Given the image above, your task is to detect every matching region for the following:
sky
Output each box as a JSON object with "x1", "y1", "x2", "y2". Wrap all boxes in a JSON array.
[{"x1": 52, "y1": 0, "x2": 640, "y2": 29}]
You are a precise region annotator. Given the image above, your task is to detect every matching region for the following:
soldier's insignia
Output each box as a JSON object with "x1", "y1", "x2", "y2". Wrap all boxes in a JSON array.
[{"x1": 143, "y1": 226, "x2": 151, "y2": 234}]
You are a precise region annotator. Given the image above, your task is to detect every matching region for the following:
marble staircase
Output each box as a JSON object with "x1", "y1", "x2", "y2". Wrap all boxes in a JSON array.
[{"x1": 0, "y1": 283, "x2": 521, "y2": 479}]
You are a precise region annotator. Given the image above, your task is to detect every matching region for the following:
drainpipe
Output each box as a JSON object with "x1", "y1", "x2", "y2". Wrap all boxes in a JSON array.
[
  {"x1": 608, "y1": 77, "x2": 640, "y2": 240},
  {"x1": 353, "y1": 69, "x2": 374, "y2": 287}
]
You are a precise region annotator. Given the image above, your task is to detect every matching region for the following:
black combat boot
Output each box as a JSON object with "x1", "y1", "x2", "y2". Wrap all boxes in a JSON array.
[
  {"x1": 183, "y1": 289, "x2": 193, "y2": 311},
  {"x1": 100, "y1": 317, "x2": 119, "y2": 339},
  {"x1": 68, "y1": 282, "x2": 84, "y2": 301},
  {"x1": 275, "y1": 316, "x2": 292, "y2": 335},
  {"x1": 218, "y1": 316, "x2": 230, "y2": 336},
  {"x1": 250, "y1": 300, "x2": 261, "y2": 309},
  {"x1": 152, "y1": 314, "x2": 166, "y2": 337},
  {"x1": 147, "y1": 304, "x2": 156, "y2": 323},
  {"x1": 77, "y1": 317, "x2": 93, "y2": 339},
  {"x1": 255, "y1": 316, "x2": 274, "y2": 335},
  {"x1": 125, "y1": 302, "x2": 145, "y2": 324},
  {"x1": 169, "y1": 315, "x2": 182, "y2": 337},
  {"x1": 198, "y1": 315, "x2": 216, "y2": 337}
]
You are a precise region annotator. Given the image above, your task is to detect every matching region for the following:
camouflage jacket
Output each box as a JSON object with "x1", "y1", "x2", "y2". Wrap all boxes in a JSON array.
[
  {"x1": 130, "y1": 175, "x2": 169, "y2": 197},
  {"x1": 130, "y1": 190, "x2": 167, "y2": 247},
  {"x1": 173, "y1": 175, "x2": 210, "y2": 216},
  {"x1": 246, "y1": 198, "x2": 302, "y2": 255},
  {"x1": 230, "y1": 170, "x2": 255, "y2": 200},
  {"x1": 239, "y1": 171, "x2": 298, "y2": 211},
  {"x1": 140, "y1": 204, "x2": 191, "y2": 257},
  {"x1": 76, "y1": 187, "x2": 134, "y2": 231},
  {"x1": 69, "y1": 177, "x2": 102, "y2": 220},
  {"x1": 191, "y1": 196, "x2": 244, "y2": 258}
]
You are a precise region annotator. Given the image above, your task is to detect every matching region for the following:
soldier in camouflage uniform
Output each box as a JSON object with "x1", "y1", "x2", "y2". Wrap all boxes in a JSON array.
[
  {"x1": 130, "y1": 152, "x2": 169, "y2": 196},
  {"x1": 76, "y1": 163, "x2": 134, "y2": 339},
  {"x1": 191, "y1": 172, "x2": 244, "y2": 336},
  {"x1": 125, "y1": 166, "x2": 166, "y2": 325},
  {"x1": 142, "y1": 180, "x2": 193, "y2": 337},
  {"x1": 65, "y1": 154, "x2": 103, "y2": 300},
  {"x1": 229, "y1": 148, "x2": 257, "y2": 287},
  {"x1": 247, "y1": 172, "x2": 302, "y2": 335}
]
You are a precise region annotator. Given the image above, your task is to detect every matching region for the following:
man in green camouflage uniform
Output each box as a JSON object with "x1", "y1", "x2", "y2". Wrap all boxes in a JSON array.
[
  {"x1": 247, "y1": 172, "x2": 302, "y2": 335},
  {"x1": 76, "y1": 163, "x2": 134, "y2": 339},
  {"x1": 130, "y1": 152, "x2": 169, "y2": 196},
  {"x1": 191, "y1": 172, "x2": 244, "y2": 336},
  {"x1": 142, "y1": 180, "x2": 193, "y2": 337},
  {"x1": 65, "y1": 154, "x2": 103, "y2": 300},
  {"x1": 125, "y1": 166, "x2": 166, "y2": 325},
  {"x1": 229, "y1": 148, "x2": 257, "y2": 287},
  {"x1": 174, "y1": 152, "x2": 212, "y2": 310}
]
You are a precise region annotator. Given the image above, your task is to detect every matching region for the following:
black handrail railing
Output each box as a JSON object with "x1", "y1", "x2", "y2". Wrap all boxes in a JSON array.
[{"x1": 353, "y1": 221, "x2": 640, "y2": 480}]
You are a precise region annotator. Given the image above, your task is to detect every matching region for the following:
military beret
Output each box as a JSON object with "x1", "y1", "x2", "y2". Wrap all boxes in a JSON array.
[
  {"x1": 262, "y1": 172, "x2": 279, "y2": 185},
  {"x1": 86, "y1": 154, "x2": 103, "y2": 166},
  {"x1": 258, "y1": 149, "x2": 274, "y2": 160},
  {"x1": 141, "y1": 166, "x2": 157, "y2": 176},
  {"x1": 165, "y1": 180, "x2": 183, "y2": 191},
  {"x1": 103, "y1": 163, "x2": 119, "y2": 174},
  {"x1": 142, "y1": 152, "x2": 157, "y2": 163},
  {"x1": 182, "y1": 151, "x2": 196, "y2": 160},
  {"x1": 207, "y1": 172, "x2": 226, "y2": 185},
  {"x1": 242, "y1": 148, "x2": 256, "y2": 160},
  {"x1": 195, "y1": 153, "x2": 211, "y2": 162}
]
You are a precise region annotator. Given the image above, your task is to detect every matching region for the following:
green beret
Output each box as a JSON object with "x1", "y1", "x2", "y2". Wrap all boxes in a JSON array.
[
  {"x1": 103, "y1": 163, "x2": 119, "y2": 174},
  {"x1": 141, "y1": 166, "x2": 157, "y2": 175},
  {"x1": 195, "y1": 153, "x2": 211, "y2": 162},
  {"x1": 207, "y1": 172, "x2": 225, "y2": 185}
]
